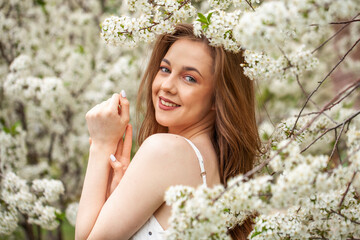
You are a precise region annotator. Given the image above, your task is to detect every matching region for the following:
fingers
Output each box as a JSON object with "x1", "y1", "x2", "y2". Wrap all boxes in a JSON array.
[
  {"x1": 109, "y1": 154, "x2": 124, "y2": 176},
  {"x1": 114, "y1": 137, "x2": 124, "y2": 161},
  {"x1": 114, "y1": 124, "x2": 132, "y2": 169},
  {"x1": 109, "y1": 93, "x2": 120, "y2": 114},
  {"x1": 122, "y1": 124, "x2": 133, "y2": 165},
  {"x1": 119, "y1": 90, "x2": 130, "y2": 123}
]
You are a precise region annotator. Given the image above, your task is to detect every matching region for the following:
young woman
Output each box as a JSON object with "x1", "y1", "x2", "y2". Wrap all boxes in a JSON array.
[{"x1": 75, "y1": 24, "x2": 260, "y2": 240}]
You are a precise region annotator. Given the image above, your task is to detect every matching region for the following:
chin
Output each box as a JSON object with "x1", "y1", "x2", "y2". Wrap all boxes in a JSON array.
[{"x1": 155, "y1": 115, "x2": 170, "y2": 128}]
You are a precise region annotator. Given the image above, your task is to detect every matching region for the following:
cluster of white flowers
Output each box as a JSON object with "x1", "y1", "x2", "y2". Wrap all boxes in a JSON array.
[
  {"x1": 165, "y1": 133, "x2": 360, "y2": 239},
  {"x1": 0, "y1": 128, "x2": 27, "y2": 172},
  {"x1": 208, "y1": 0, "x2": 261, "y2": 11},
  {"x1": 234, "y1": 1, "x2": 294, "y2": 52},
  {"x1": 0, "y1": 172, "x2": 65, "y2": 233},
  {"x1": 193, "y1": 9, "x2": 243, "y2": 52},
  {"x1": 101, "y1": 0, "x2": 196, "y2": 47},
  {"x1": 65, "y1": 202, "x2": 79, "y2": 226},
  {"x1": 272, "y1": 114, "x2": 331, "y2": 147},
  {"x1": 165, "y1": 184, "x2": 250, "y2": 239},
  {"x1": 251, "y1": 188, "x2": 360, "y2": 239},
  {"x1": 0, "y1": 205, "x2": 18, "y2": 235},
  {"x1": 243, "y1": 47, "x2": 319, "y2": 82},
  {"x1": 32, "y1": 179, "x2": 65, "y2": 203},
  {"x1": 1, "y1": 0, "x2": 146, "y2": 237},
  {"x1": 28, "y1": 201, "x2": 61, "y2": 230}
]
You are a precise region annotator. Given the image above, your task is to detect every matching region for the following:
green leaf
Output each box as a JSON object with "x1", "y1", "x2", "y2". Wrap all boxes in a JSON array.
[
  {"x1": 201, "y1": 24, "x2": 209, "y2": 31},
  {"x1": 207, "y1": 12, "x2": 213, "y2": 23},
  {"x1": 197, "y1": 12, "x2": 207, "y2": 22},
  {"x1": 196, "y1": 18, "x2": 208, "y2": 24},
  {"x1": 2, "y1": 121, "x2": 21, "y2": 136},
  {"x1": 10, "y1": 122, "x2": 21, "y2": 134},
  {"x1": 250, "y1": 226, "x2": 267, "y2": 238},
  {"x1": 55, "y1": 211, "x2": 66, "y2": 221},
  {"x1": 76, "y1": 45, "x2": 85, "y2": 54}
]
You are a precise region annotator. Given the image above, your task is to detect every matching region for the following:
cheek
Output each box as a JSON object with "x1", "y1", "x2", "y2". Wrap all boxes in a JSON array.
[
  {"x1": 152, "y1": 73, "x2": 162, "y2": 90},
  {"x1": 152, "y1": 78, "x2": 159, "y2": 97},
  {"x1": 199, "y1": 88, "x2": 214, "y2": 108},
  {"x1": 190, "y1": 90, "x2": 214, "y2": 115}
]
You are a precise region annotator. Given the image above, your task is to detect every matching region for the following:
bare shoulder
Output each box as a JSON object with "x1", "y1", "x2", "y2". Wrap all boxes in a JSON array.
[
  {"x1": 137, "y1": 133, "x2": 193, "y2": 165},
  {"x1": 141, "y1": 133, "x2": 189, "y2": 152},
  {"x1": 132, "y1": 133, "x2": 202, "y2": 187}
]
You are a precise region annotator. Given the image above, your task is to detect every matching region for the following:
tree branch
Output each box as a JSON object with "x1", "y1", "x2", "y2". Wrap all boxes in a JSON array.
[
  {"x1": 114, "y1": 0, "x2": 191, "y2": 35},
  {"x1": 312, "y1": 13, "x2": 360, "y2": 54},
  {"x1": 330, "y1": 209, "x2": 360, "y2": 225},
  {"x1": 297, "y1": 79, "x2": 360, "y2": 117},
  {"x1": 295, "y1": 74, "x2": 337, "y2": 125},
  {"x1": 291, "y1": 37, "x2": 360, "y2": 135},
  {"x1": 244, "y1": 0, "x2": 255, "y2": 11},
  {"x1": 327, "y1": 123, "x2": 345, "y2": 166},
  {"x1": 330, "y1": 19, "x2": 360, "y2": 24},
  {"x1": 338, "y1": 171, "x2": 358, "y2": 208},
  {"x1": 301, "y1": 109, "x2": 360, "y2": 153},
  {"x1": 0, "y1": 41, "x2": 11, "y2": 65}
]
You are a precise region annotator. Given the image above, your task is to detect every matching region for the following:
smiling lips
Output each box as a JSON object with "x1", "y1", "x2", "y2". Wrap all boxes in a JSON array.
[{"x1": 159, "y1": 96, "x2": 180, "y2": 110}]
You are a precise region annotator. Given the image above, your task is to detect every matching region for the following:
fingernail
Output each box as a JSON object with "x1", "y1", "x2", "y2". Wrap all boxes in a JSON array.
[
  {"x1": 110, "y1": 154, "x2": 117, "y2": 162},
  {"x1": 121, "y1": 89, "x2": 126, "y2": 98}
]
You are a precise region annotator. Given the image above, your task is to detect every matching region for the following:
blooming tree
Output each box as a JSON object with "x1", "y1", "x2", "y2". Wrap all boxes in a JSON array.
[
  {"x1": 1, "y1": 0, "x2": 360, "y2": 239},
  {"x1": 0, "y1": 0, "x2": 143, "y2": 238}
]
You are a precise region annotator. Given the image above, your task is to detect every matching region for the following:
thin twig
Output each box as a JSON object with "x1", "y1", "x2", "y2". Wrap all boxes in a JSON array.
[
  {"x1": 0, "y1": 41, "x2": 11, "y2": 65},
  {"x1": 330, "y1": 209, "x2": 360, "y2": 225},
  {"x1": 214, "y1": 108, "x2": 360, "y2": 202},
  {"x1": 297, "y1": 79, "x2": 360, "y2": 117},
  {"x1": 301, "y1": 110, "x2": 360, "y2": 153},
  {"x1": 295, "y1": 74, "x2": 337, "y2": 125},
  {"x1": 254, "y1": 79, "x2": 276, "y2": 128},
  {"x1": 338, "y1": 171, "x2": 358, "y2": 208},
  {"x1": 244, "y1": 0, "x2": 255, "y2": 11},
  {"x1": 327, "y1": 123, "x2": 345, "y2": 165},
  {"x1": 115, "y1": 0, "x2": 191, "y2": 35},
  {"x1": 312, "y1": 13, "x2": 360, "y2": 54},
  {"x1": 291, "y1": 37, "x2": 360, "y2": 135},
  {"x1": 330, "y1": 19, "x2": 360, "y2": 24}
]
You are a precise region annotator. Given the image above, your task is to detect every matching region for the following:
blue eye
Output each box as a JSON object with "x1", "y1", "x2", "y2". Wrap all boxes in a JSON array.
[
  {"x1": 160, "y1": 66, "x2": 170, "y2": 73},
  {"x1": 185, "y1": 75, "x2": 197, "y2": 83}
]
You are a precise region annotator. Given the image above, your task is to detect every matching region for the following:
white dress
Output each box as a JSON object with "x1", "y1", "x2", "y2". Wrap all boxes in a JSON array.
[{"x1": 129, "y1": 137, "x2": 207, "y2": 240}]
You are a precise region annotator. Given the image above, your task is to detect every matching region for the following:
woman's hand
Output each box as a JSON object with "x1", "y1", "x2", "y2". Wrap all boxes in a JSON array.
[
  {"x1": 85, "y1": 91, "x2": 129, "y2": 149},
  {"x1": 88, "y1": 124, "x2": 133, "y2": 198},
  {"x1": 107, "y1": 124, "x2": 133, "y2": 197}
]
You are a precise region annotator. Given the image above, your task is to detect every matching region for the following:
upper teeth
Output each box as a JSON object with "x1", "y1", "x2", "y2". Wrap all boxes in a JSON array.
[{"x1": 161, "y1": 99, "x2": 178, "y2": 107}]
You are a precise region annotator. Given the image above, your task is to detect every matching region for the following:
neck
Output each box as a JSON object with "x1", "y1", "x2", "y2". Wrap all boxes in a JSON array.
[{"x1": 167, "y1": 111, "x2": 215, "y2": 140}]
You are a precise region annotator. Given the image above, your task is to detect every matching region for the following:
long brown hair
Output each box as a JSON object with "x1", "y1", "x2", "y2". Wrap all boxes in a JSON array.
[{"x1": 136, "y1": 24, "x2": 260, "y2": 240}]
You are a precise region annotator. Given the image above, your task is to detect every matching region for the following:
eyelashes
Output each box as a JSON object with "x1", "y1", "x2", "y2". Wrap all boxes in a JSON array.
[
  {"x1": 184, "y1": 75, "x2": 197, "y2": 83},
  {"x1": 159, "y1": 66, "x2": 170, "y2": 73},
  {"x1": 159, "y1": 66, "x2": 198, "y2": 83}
]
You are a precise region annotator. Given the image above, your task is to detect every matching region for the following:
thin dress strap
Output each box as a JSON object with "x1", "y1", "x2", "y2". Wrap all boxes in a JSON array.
[{"x1": 183, "y1": 138, "x2": 207, "y2": 187}]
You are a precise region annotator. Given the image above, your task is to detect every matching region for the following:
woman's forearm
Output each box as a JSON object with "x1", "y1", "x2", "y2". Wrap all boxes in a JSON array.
[{"x1": 75, "y1": 143, "x2": 116, "y2": 240}]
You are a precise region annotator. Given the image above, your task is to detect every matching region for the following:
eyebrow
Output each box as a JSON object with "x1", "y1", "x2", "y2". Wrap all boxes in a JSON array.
[{"x1": 161, "y1": 58, "x2": 203, "y2": 78}]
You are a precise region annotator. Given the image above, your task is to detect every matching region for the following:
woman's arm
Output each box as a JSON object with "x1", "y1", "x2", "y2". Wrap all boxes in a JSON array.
[
  {"x1": 75, "y1": 92, "x2": 130, "y2": 240},
  {"x1": 75, "y1": 142, "x2": 115, "y2": 240},
  {"x1": 84, "y1": 134, "x2": 202, "y2": 240}
]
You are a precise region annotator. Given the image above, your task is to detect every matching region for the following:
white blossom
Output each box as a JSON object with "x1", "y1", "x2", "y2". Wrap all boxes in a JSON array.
[{"x1": 65, "y1": 202, "x2": 79, "y2": 226}]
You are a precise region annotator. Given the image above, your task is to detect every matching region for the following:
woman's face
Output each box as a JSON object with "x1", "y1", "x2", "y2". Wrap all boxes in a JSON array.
[{"x1": 152, "y1": 39, "x2": 215, "y2": 132}]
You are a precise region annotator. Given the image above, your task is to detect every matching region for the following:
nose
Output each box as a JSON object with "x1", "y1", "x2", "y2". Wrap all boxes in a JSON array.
[{"x1": 160, "y1": 73, "x2": 177, "y2": 94}]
